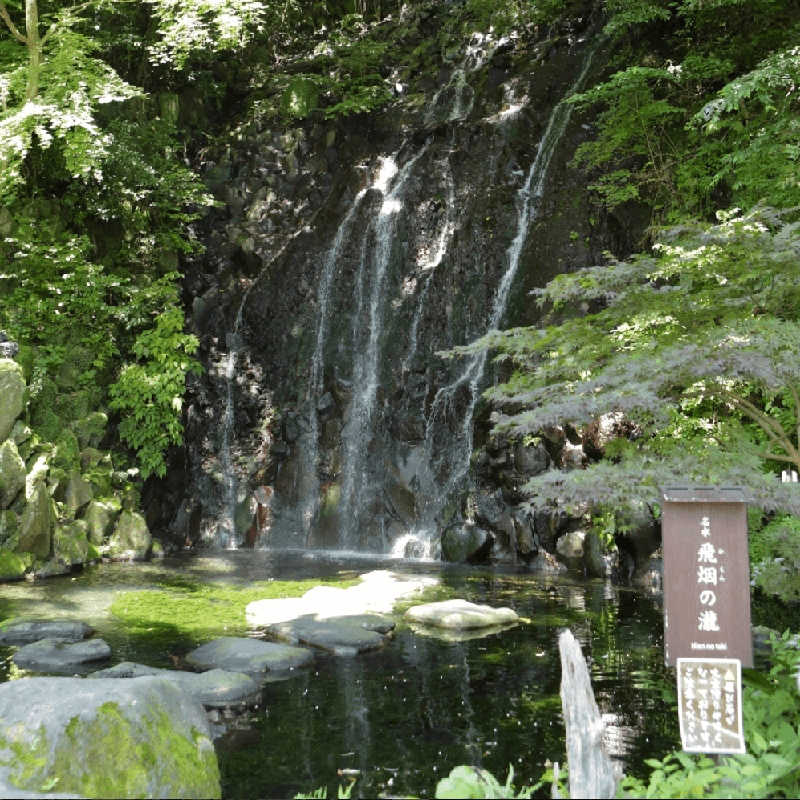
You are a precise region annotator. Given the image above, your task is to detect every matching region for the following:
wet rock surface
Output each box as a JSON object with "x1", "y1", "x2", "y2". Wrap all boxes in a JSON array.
[
  {"x1": 89, "y1": 663, "x2": 261, "y2": 708},
  {"x1": 266, "y1": 614, "x2": 394, "y2": 657},
  {"x1": 0, "y1": 676, "x2": 220, "y2": 798},
  {"x1": 404, "y1": 599, "x2": 519, "y2": 630},
  {"x1": 12, "y1": 637, "x2": 111, "y2": 673},
  {"x1": 185, "y1": 637, "x2": 313, "y2": 676},
  {"x1": 0, "y1": 619, "x2": 93, "y2": 645}
]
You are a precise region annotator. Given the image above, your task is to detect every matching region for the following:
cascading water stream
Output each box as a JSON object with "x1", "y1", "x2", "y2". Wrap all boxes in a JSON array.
[
  {"x1": 218, "y1": 306, "x2": 243, "y2": 549},
  {"x1": 338, "y1": 146, "x2": 429, "y2": 549},
  {"x1": 300, "y1": 176, "x2": 374, "y2": 539},
  {"x1": 413, "y1": 42, "x2": 600, "y2": 546}
]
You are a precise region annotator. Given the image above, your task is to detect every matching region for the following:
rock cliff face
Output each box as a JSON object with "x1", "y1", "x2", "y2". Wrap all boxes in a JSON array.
[{"x1": 166, "y1": 3, "x2": 652, "y2": 567}]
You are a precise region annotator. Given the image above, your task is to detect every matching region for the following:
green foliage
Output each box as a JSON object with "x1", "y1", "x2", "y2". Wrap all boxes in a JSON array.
[
  {"x1": 147, "y1": 0, "x2": 277, "y2": 69},
  {"x1": 293, "y1": 781, "x2": 355, "y2": 799},
  {"x1": 572, "y1": 0, "x2": 800, "y2": 217},
  {"x1": 456, "y1": 207, "x2": 800, "y2": 516},
  {"x1": 111, "y1": 575, "x2": 361, "y2": 652},
  {"x1": 435, "y1": 765, "x2": 534, "y2": 799},
  {"x1": 620, "y1": 632, "x2": 800, "y2": 798},
  {"x1": 750, "y1": 515, "x2": 800, "y2": 603},
  {"x1": 109, "y1": 307, "x2": 202, "y2": 479}
]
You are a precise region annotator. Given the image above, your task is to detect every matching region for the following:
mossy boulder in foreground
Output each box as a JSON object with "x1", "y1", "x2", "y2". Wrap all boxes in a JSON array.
[{"x1": 0, "y1": 675, "x2": 221, "y2": 798}]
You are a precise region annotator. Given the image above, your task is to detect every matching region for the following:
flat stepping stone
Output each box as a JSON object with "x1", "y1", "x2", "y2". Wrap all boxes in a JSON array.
[
  {"x1": 89, "y1": 662, "x2": 261, "y2": 708},
  {"x1": 185, "y1": 637, "x2": 313, "y2": 676},
  {"x1": 267, "y1": 614, "x2": 394, "y2": 657},
  {"x1": 0, "y1": 618, "x2": 93, "y2": 645},
  {"x1": 246, "y1": 570, "x2": 437, "y2": 627},
  {"x1": 407, "y1": 621, "x2": 519, "y2": 642},
  {"x1": 12, "y1": 637, "x2": 111, "y2": 672},
  {"x1": 404, "y1": 599, "x2": 519, "y2": 629}
]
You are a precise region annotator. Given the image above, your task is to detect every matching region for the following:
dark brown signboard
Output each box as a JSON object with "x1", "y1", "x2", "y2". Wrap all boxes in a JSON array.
[
  {"x1": 677, "y1": 658, "x2": 745, "y2": 753},
  {"x1": 662, "y1": 487, "x2": 753, "y2": 667}
]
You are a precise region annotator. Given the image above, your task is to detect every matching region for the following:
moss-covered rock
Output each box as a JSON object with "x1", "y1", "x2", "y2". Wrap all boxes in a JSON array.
[
  {"x1": 0, "y1": 549, "x2": 30, "y2": 581},
  {"x1": 84, "y1": 497, "x2": 121, "y2": 545},
  {"x1": 63, "y1": 470, "x2": 94, "y2": 517},
  {"x1": 53, "y1": 430, "x2": 81, "y2": 472},
  {"x1": 0, "y1": 510, "x2": 19, "y2": 549},
  {"x1": 0, "y1": 676, "x2": 221, "y2": 798},
  {"x1": 17, "y1": 480, "x2": 53, "y2": 559},
  {"x1": 108, "y1": 510, "x2": 151, "y2": 560},
  {"x1": 72, "y1": 412, "x2": 107, "y2": 449},
  {"x1": 0, "y1": 359, "x2": 25, "y2": 442},
  {"x1": 0, "y1": 439, "x2": 25, "y2": 509},
  {"x1": 10, "y1": 420, "x2": 31, "y2": 447},
  {"x1": 54, "y1": 520, "x2": 90, "y2": 566}
]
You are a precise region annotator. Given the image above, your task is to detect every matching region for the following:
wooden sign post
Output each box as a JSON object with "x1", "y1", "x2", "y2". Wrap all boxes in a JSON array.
[
  {"x1": 662, "y1": 487, "x2": 752, "y2": 754},
  {"x1": 661, "y1": 487, "x2": 752, "y2": 667}
]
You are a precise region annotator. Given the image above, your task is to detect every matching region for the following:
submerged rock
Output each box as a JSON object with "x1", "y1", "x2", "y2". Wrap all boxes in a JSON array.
[
  {"x1": 0, "y1": 619, "x2": 93, "y2": 646},
  {"x1": 185, "y1": 637, "x2": 313, "y2": 676},
  {"x1": 89, "y1": 663, "x2": 261, "y2": 709},
  {"x1": 266, "y1": 613, "x2": 394, "y2": 657},
  {"x1": 13, "y1": 637, "x2": 111, "y2": 673},
  {"x1": 404, "y1": 599, "x2": 519, "y2": 629},
  {"x1": 0, "y1": 675, "x2": 220, "y2": 798}
]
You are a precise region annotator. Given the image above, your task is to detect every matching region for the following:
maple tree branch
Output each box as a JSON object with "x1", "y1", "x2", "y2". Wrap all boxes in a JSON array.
[{"x1": 0, "y1": 1, "x2": 28, "y2": 44}]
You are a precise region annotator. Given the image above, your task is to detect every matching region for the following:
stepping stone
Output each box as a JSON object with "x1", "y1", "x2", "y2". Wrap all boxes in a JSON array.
[
  {"x1": 246, "y1": 570, "x2": 437, "y2": 627},
  {"x1": 185, "y1": 637, "x2": 313, "y2": 676},
  {"x1": 407, "y1": 622, "x2": 519, "y2": 643},
  {"x1": 0, "y1": 618, "x2": 93, "y2": 645},
  {"x1": 404, "y1": 599, "x2": 519, "y2": 629},
  {"x1": 267, "y1": 614, "x2": 394, "y2": 657},
  {"x1": 12, "y1": 637, "x2": 111, "y2": 673},
  {"x1": 89, "y1": 662, "x2": 261, "y2": 708}
]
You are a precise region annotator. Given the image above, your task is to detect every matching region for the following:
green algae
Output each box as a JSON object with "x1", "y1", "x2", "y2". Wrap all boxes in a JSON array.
[
  {"x1": 1, "y1": 701, "x2": 220, "y2": 798},
  {"x1": 111, "y1": 576, "x2": 362, "y2": 652}
]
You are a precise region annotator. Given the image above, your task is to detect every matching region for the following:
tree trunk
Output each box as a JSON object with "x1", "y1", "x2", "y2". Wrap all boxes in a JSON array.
[{"x1": 25, "y1": 0, "x2": 40, "y2": 100}]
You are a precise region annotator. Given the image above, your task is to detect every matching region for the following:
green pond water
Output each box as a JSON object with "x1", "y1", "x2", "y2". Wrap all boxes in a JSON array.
[{"x1": 0, "y1": 550, "x2": 692, "y2": 798}]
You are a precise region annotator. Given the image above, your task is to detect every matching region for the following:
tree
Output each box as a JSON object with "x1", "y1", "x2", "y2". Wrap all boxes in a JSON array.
[{"x1": 455, "y1": 207, "x2": 800, "y2": 516}]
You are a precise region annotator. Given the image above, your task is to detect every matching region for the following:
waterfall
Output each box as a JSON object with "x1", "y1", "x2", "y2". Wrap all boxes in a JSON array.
[
  {"x1": 338, "y1": 146, "x2": 429, "y2": 549},
  {"x1": 217, "y1": 306, "x2": 243, "y2": 549},
  {"x1": 412, "y1": 42, "x2": 599, "y2": 547},
  {"x1": 301, "y1": 175, "x2": 374, "y2": 539}
]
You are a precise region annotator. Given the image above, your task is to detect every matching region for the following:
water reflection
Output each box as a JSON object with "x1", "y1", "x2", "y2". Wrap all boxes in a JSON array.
[{"x1": 1, "y1": 554, "x2": 679, "y2": 798}]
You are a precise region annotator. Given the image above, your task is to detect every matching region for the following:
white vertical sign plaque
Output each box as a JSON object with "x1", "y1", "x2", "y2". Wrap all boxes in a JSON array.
[{"x1": 677, "y1": 657, "x2": 745, "y2": 754}]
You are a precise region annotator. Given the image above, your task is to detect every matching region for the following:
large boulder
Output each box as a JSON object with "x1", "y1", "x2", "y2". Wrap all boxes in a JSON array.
[
  {"x1": 0, "y1": 550, "x2": 29, "y2": 581},
  {"x1": 0, "y1": 359, "x2": 25, "y2": 442},
  {"x1": 441, "y1": 522, "x2": 493, "y2": 563},
  {"x1": 0, "y1": 676, "x2": 221, "y2": 798},
  {"x1": 556, "y1": 529, "x2": 586, "y2": 571},
  {"x1": 54, "y1": 520, "x2": 91, "y2": 566},
  {"x1": 63, "y1": 471, "x2": 93, "y2": 518},
  {"x1": 108, "y1": 511, "x2": 151, "y2": 560},
  {"x1": 17, "y1": 480, "x2": 54, "y2": 559},
  {"x1": 0, "y1": 440, "x2": 25, "y2": 509},
  {"x1": 84, "y1": 498, "x2": 121, "y2": 545}
]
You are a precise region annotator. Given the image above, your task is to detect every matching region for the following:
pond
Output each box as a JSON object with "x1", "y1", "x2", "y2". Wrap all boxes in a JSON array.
[{"x1": 0, "y1": 551, "x2": 678, "y2": 798}]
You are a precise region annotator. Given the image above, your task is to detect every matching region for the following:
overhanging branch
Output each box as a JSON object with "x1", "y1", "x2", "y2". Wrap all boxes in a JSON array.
[{"x1": 0, "y1": 1, "x2": 28, "y2": 43}]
